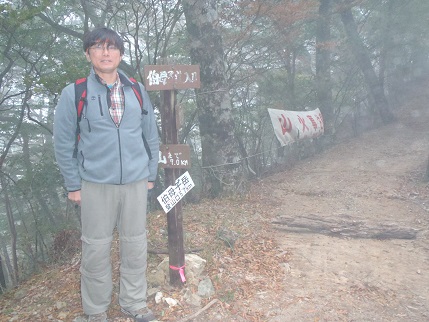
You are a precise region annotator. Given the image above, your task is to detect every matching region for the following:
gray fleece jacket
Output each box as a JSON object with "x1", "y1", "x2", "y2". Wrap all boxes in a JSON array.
[{"x1": 53, "y1": 69, "x2": 159, "y2": 192}]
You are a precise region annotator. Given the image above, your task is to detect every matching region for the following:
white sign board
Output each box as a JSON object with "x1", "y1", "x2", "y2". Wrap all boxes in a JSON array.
[
  {"x1": 268, "y1": 108, "x2": 324, "y2": 146},
  {"x1": 157, "y1": 171, "x2": 195, "y2": 213}
]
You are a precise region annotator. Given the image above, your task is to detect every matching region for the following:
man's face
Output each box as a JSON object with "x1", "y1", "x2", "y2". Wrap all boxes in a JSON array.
[{"x1": 85, "y1": 42, "x2": 122, "y2": 77}]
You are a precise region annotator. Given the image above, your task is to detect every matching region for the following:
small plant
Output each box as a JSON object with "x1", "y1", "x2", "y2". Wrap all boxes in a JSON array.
[
  {"x1": 220, "y1": 290, "x2": 235, "y2": 303},
  {"x1": 50, "y1": 229, "x2": 81, "y2": 263}
]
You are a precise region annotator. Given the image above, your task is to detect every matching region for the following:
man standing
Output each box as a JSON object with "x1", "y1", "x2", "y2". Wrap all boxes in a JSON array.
[{"x1": 54, "y1": 27, "x2": 159, "y2": 322}]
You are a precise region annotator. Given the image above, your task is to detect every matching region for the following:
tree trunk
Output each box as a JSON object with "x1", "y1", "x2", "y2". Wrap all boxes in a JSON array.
[
  {"x1": 1, "y1": 175, "x2": 19, "y2": 284},
  {"x1": 316, "y1": 0, "x2": 334, "y2": 133},
  {"x1": 285, "y1": 49, "x2": 297, "y2": 109},
  {"x1": 183, "y1": 0, "x2": 243, "y2": 197},
  {"x1": 338, "y1": 1, "x2": 395, "y2": 124},
  {"x1": 273, "y1": 214, "x2": 417, "y2": 240},
  {"x1": 0, "y1": 238, "x2": 13, "y2": 290},
  {"x1": 378, "y1": 1, "x2": 394, "y2": 90},
  {"x1": 0, "y1": 255, "x2": 6, "y2": 293}
]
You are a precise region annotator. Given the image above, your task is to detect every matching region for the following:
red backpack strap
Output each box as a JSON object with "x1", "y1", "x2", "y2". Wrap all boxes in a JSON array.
[
  {"x1": 73, "y1": 78, "x2": 87, "y2": 158},
  {"x1": 75, "y1": 77, "x2": 87, "y2": 121},
  {"x1": 129, "y1": 77, "x2": 147, "y2": 115}
]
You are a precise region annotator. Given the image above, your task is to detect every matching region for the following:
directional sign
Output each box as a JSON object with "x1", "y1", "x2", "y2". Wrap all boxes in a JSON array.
[
  {"x1": 157, "y1": 171, "x2": 195, "y2": 213},
  {"x1": 159, "y1": 144, "x2": 191, "y2": 169},
  {"x1": 144, "y1": 65, "x2": 201, "y2": 91}
]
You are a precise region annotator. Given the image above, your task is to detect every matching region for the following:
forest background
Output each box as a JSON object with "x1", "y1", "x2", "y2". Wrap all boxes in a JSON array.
[{"x1": 0, "y1": 0, "x2": 429, "y2": 293}]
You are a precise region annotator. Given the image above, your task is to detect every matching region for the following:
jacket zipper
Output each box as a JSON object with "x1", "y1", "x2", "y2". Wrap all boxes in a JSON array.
[
  {"x1": 117, "y1": 129, "x2": 123, "y2": 184},
  {"x1": 80, "y1": 151, "x2": 85, "y2": 171},
  {"x1": 83, "y1": 114, "x2": 91, "y2": 132},
  {"x1": 98, "y1": 95, "x2": 104, "y2": 116}
]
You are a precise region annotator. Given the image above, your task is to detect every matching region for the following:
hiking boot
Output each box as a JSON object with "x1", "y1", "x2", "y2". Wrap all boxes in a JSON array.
[
  {"x1": 87, "y1": 311, "x2": 107, "y2": 322},
  {"x1": 121, "y1": 307, "x2": 155, "y2": 322}
]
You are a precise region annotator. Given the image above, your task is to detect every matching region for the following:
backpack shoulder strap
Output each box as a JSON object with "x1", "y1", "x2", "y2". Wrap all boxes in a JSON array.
[
  {"x1": 74, "y1": 77, "x2": 88, "y2": 121},
  {"x1": 129, "y1": 77, "x2": 148, "y2": 115},
  {"x1": 73, "y1": 78, "x2": 87, "y2": 158},
  {"x1": 72, "y1": 76, "x2": 153, "y2": 160}
]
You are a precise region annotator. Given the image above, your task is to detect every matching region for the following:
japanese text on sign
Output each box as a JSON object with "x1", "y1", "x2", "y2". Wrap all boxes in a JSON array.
[
  {"x1": 157, "y1": 171, "x2": 195, "y2": 213},
  {"x1": 144, "y1": 65, "x2": 201, "y2": 91},
  {"x1": 159, "y1": 144, "x2": 191, "y2": 169}
]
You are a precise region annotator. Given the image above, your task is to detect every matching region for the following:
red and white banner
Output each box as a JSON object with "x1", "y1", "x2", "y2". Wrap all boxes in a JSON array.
[{"x1": 268, "y1": 108, "x2": 324, "y2": 146}]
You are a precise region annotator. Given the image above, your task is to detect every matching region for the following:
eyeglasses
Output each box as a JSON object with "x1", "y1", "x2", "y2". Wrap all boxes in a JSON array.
[{"x1": 90, "y1": 43, "x2": 120, "y2": 52}]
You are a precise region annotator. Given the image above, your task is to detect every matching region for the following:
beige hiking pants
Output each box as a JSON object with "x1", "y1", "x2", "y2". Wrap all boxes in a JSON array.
[{"x1": 80, "y1": 178, "x2": 149, "y2": 315}]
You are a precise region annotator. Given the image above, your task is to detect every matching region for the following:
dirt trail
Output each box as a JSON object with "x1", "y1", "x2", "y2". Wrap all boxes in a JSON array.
[{"x1": 246, "y1": 88, "x2": 429, "y2": 321}]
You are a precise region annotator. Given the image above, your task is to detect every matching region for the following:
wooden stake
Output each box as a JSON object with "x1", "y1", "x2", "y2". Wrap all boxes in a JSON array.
[{"x1": 160, "y1": 89, "x2": 186, "y2": 286}]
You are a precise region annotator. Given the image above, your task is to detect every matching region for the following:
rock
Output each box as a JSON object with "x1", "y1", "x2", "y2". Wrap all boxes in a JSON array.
[
  {"x1": 13, "y1": 289, "x2": 27, "y2": 300},
  {"x1": 155, "y1": 291, "x2": 163, "y2": 304},
  {"x1": 56, "y1": 301, "x2": 67, "y2": 309},
  {"x1": 183, "y1": 288, "x2": 202, "y2": 307},
  {"x1": 185, "y1": 254, "x2": 207, "y2": 285},
  {"x1": 147, "y1": 287, "x2": 160, "y2": 298},
  {"x1": 197, "y1": 277, "x2": 215, "y2": 298},
  {"x1": 164, "y1": 297, "x2": 178, "y2": 307},
  {"x1": 186, "y1": 254, "x2": 206, "y2": 276},
  {"x1": 147, "y1": 266, "x2": 167, "y2": 287},
  {"x1": 149, "y1": 254, "x2": 207, "y2": 286},
  {"x1": 282, "y1": 262, "x2": 291, "y2": 273},
  {"x1": 58, "y1": 311, "x2": 68, "y2": 319}
]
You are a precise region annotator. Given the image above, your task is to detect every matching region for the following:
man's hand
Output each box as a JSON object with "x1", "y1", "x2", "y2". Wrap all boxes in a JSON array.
[
  {"x1": 68, "y1": 190, "x2": 81, "y2": 206},
  {"x1": 147, "y1": 181, "x2": 155, "y2": 200}
]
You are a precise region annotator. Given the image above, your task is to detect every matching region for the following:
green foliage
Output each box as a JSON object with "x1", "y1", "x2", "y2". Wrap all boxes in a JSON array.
[
  {"x1": 256, "y1": 69, "x2": 315, "y2": 110},
  {"x1": 0, "y1": 0, "x2": 52, "y2": 31}
]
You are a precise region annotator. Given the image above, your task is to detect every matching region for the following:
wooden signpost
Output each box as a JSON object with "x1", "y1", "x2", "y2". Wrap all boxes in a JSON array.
[{"x1": 145, "y1": 64, "x2": 200, "y2": 286}]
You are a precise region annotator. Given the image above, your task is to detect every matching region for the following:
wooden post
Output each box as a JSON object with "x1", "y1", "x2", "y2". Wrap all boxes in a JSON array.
[
  {"x1": 160, "y1": 89, "x2": 186, "y2": 286},
  {"x1": 144, "y1": 64, "x2": 200, "y2": 287}
]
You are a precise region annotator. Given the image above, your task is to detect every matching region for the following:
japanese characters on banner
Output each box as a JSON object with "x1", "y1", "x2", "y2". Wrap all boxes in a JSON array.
[
  {"x1": 157, "y1": 171, "x2": 195, "y2": 213},
  {"x1": 268, "y1": 108, "x2": 324, "y2": 146}
]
